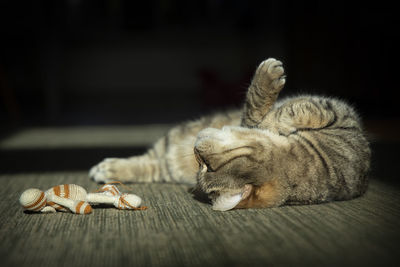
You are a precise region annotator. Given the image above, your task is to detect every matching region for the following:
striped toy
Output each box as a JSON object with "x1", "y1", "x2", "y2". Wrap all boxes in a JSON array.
[{"x1": 19, "y1": 183, "x2": 146, "y2": 215}]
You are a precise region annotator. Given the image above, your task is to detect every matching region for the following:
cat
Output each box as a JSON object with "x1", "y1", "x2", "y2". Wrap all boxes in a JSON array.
[{"x1": 89, "y1": 58, "x2": 371, "y2": 211}]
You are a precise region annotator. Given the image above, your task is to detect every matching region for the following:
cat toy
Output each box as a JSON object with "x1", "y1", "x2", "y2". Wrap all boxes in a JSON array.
[{"x1": 19, "y1": 182, "x2": 147, "y2": 214}]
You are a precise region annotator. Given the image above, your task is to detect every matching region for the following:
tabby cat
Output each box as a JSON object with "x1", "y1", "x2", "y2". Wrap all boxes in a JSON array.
[{"x1": 89, "y1": 58, "x2": 371, "y2": 211}]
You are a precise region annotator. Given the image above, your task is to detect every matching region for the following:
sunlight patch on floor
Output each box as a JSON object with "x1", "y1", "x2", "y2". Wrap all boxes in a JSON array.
[{"x1": 0, "y1": 125, "x2": 173, "y2": 149}]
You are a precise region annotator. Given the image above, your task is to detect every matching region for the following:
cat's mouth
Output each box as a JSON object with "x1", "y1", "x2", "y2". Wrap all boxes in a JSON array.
[{"x1": 211, "y1": 184, "x2": 253, "y2": 211}]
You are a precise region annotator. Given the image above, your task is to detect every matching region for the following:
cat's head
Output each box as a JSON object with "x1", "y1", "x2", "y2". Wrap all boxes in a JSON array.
[{"x1": 194, "y1": 127, "x2": 273, "y2": 210}]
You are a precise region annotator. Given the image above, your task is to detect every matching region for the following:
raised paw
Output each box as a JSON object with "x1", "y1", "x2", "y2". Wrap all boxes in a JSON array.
[
  {"x1": 253, "y1": 58, "x2": 286, "y2": 92},
  {"x1": 89, "y1": 158, "x2": 132, "y2": 183}
]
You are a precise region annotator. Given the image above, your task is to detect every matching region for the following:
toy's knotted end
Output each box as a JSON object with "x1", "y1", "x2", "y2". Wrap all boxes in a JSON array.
[
  {"x1": 93, "y1": 181, "x2": 133, "y2": 195},
  {"x1": 116, "y1": 194, "x2": 147, "y2": 211}
]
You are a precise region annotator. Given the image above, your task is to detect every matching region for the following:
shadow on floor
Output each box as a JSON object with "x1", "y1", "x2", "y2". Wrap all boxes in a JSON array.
[{"x1": 0, "y1": 147, "x2": 147, "y2": 173}]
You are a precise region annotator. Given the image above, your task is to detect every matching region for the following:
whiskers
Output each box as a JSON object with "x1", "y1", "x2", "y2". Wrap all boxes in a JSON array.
[
  {"x1": 178, "y1": 152, "x2": 195, "y2": 159},
  {"x1": 173, "y1": 140, "x2": 197, "y2": 159}
]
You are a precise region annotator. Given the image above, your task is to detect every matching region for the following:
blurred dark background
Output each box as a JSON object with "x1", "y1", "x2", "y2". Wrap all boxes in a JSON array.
[
  {"x1": 0, "y1": 0, "x2": 399, "y2": 176},
  {"x1": 1, "y1": 0, "x2": 398, "y2": 127}
]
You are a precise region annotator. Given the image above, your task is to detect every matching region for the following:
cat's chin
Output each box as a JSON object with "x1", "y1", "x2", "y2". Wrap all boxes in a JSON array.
[{"x1": 212, "y1": 184, "x2": 253, "y2": 211}]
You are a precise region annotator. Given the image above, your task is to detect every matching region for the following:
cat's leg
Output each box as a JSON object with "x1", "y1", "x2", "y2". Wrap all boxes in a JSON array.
[
  {"x1": 261, "y1": 97, "x2": 355, "y2": 134},
  {"x1": 241, "y1": 58, "x2": 286, "y2": 127},
  {"x1": 90, "y1": 124, "x2": 200, "y2": 184},
  {"x1": 89, "y1": 129, "x2": 181, "y2": 183},
  {"x1": 89, "y1": 150, "x2": 163, "y2": 183}
]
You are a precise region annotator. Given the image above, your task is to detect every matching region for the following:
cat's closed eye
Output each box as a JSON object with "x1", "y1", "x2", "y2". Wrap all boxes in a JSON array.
[
  {"x1": 204, "y1": 161, "x2": 214, "y2": 172},
  {"x1": 194, "y1": 147, "x2": 215, "y2": 172}
]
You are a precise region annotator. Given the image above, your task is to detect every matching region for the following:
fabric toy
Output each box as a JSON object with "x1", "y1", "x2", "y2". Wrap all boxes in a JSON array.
[{"x1": 19, "y1": 183, "x2": 147, "y2": 214}]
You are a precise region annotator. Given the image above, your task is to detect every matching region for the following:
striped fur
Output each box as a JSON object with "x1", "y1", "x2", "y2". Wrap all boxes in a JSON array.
[{"x1": 90, "y1": 58, "x2": 371, "y2": 209}]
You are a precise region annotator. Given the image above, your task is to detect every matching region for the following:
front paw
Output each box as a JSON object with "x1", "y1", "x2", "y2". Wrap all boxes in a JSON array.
[
  {"x1": 89, "y1": 158, "x2": 131, "y2": 183},
  {"x1": 254, "y1": 58, "x2": 286, "y2": 92}
]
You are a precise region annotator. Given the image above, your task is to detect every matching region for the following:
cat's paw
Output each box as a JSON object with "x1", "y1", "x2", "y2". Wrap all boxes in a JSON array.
[
  {"x1": 254, "y1": 58, "x2": 286, "y2": 92},
  {"x1": 89, "y1": 158, "x2": 132, "y2": 183}
]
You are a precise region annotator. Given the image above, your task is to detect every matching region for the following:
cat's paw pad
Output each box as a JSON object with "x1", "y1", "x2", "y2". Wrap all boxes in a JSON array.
[
  {"x1": 89, "y1": 158, "x2": 130, "y2": 183},
  {"x1": 255, "y1": 58, "x2": 286, "y2": 91}
]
